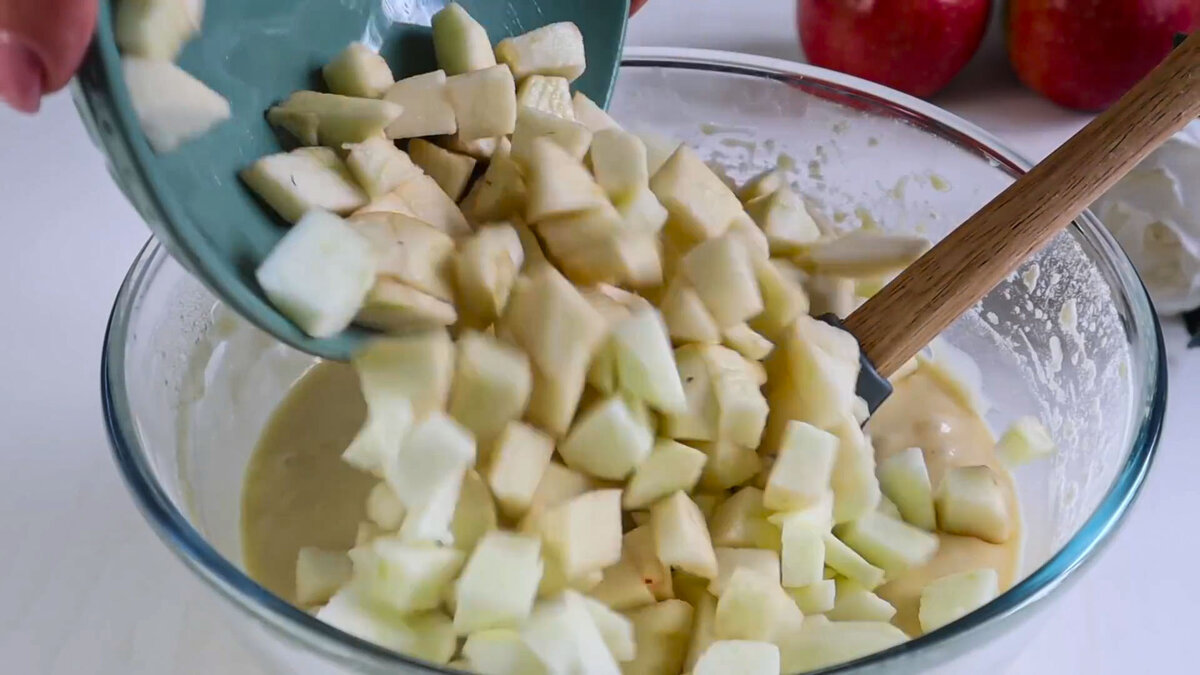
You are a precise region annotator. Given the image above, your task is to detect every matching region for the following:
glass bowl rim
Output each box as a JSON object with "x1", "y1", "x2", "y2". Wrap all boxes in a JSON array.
[{"x1": 100, "y1": 46, "x2": 1167, "y2": 674}]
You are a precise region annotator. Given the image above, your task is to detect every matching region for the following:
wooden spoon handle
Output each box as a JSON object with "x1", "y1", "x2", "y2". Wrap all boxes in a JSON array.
[{"x1": 844, "y1": 31, "x2": 1200, "y2": 377}]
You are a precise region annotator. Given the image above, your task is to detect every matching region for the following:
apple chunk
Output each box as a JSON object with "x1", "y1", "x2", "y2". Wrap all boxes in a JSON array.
[
  {"x1": 918, "y1": 568, "x2": 999, "y2": 633},
  {"x1": 786, "y1": 579, "x2": 836, "y2": 614},
  {"x1": 610, "y1": 307, "x2": 687, "y2": 413},
  {"x1": 346, "y1": 212, "x2": 454, "y2": 300},
  {"x1": 295, "y1": 547, "x2": 352, "y2": 605},
  {"x1": 537, "y1": 490, "x2": 624, "y2": 583},
  {"x1": 572, "y1": 91, "x2": 620, "y2": 132},
  {"x1": 778, "y1": 621, "x2": 908, "y2": 673},
  {"x1": 453, "y1": 531, "x2": 543, "y2": 633},
  {"x1": 342, "y1": 137, "x2": 424, "y2": 199},
  {"x1": 255, "y1": 210, "x2": 375, "y2": 338},
  {"x1": 455, "y1": 223, "x2": 525, "y2": 328},
  {"x1": 821, "y1": 533, "x2": 885, "y2": 590},
  {"x1": 622, "y1": 600, "x2": 695, "y2": 675},
  {"x1": 123, "y1": 58, "x2": 230, "y2": 153},
  {"x1": 694, "y1": 640, "x2": 780, "y2": 675},
  {"x1": 659, "y1": 281, "x2": 720, "y2": 344},
  {"x1": 589, "y1": 128, "x2": 650, "y2": 200},
  {"x1": 495, "y1": 22, "x2": 587, "y2": 81},
  {"x1": 511, "y1": 106, "x2": 594, "y2": 166},
  {"x1": 383, "y1": 71, "x2": 458, "y2": 139},
  {"x1": 744, "y1": 186, "x2": 821, "y2": 254},
  {"x1": 709, "y1": 487, "x2": 781, "y2": 550},
  {"x1": 448, "y1": 332, "x2": 532, "y2": 443},
  {"x1": 779, "y1": 517, "x2": 825, "y2": 589},
  {"x1": 996, "y1": 416, "x2": 1056, "y2": 466},
  {"x1": 652, "y1": 491, "x2": 719, "y2": 579},
  {"x1": 485, "y1": 421, "x2": 555, "y2": 518},
  {"x1": 431, "y1": 2, "x2": 497, "y2": 75},
  {"x1": 935, "y1": 465, "x2": 1013, "y2": 544},
  {"x1": 650, "y1": 145, "x2": 743, "y2": 241},
  {"x1": 116, "y1": 0, "x2": 200, "y2": 60},
  {"x1": 316, "y1": 588, "x2": 456, "y2": 663},
  {"x1": 710, "y1": 548, "x2": 781, "y2": 596},
  {"x1": 407, "y1": 139, "x2": 476, "y2": 201},
  {"x1": 681, "y1": 234, "x2": 764, "y2": 328},
  {"x1": 835, "y1": 510, "x2": 939, "y2": 574},
  {"x1": 521, "y1": 591, "x2": 621, "y2": 675},
  {"x1": 517, "y1": 75, "x2": 575, "y2": 119},
  {"x1": 445, "y1": 65, "x2": 518, "y2": 141},
  {"x1": 764, "y1": 421, "x2": 839, "y2": 511},
  {"x1": 354, "y1": 279, "x2": 457, "y2": 332},
  {"x1": 241, "y1": 147, "x2": 367, "y2": 223},
  {"x1": 351, "y1": 329, "x2": 454, "y2": 419},
  {"x1": 623, "y1": 439, "x2": 707, "y2": 510},
  {"x1": 525, "y1": 137, "x2": 610, "y2": 222},
  {"x1": 382, "y1": 411, "x2": 475, "y2": 519},
  {"x1": 559, "y1": 395, "x2": 653, "y2": 480},
  {"x1": 877, "y1": 447, "x2": 937, "y2": 530},
  {"x1": 365, "y1": 482, "x2": 406, "y2": 530},
  {"x1": 461, "y1": 629, "x2": 545, "y2": 675},
  {"x1": 323, "y1": 42, "x2": 393, "y2": 98},
  {"x1": 267, "y1": 91, "x2": 401, "y2": 146},
  {"x1": 349, "y1": 537, "x2": 465, "y2": 613},
  {"x1": 713, "y1": 567, "x2": 804, "y2": 643},
  {"x1": 826, "y1": 578, "x2": 896, "y2": 623},
  {"x1": 579, "y1": 595, "x2": 637, "y2": 662}
]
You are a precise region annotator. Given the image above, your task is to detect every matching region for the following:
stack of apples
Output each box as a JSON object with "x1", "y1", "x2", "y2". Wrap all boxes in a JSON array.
[{"x1": 799, "y1": 0, "x2": 1199, "y2": 110}]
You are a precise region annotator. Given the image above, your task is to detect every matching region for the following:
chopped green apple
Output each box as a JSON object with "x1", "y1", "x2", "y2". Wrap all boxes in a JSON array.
[
  {"x1": 779, "y1": 517, "x2": 825, "y2": 589},
  {"x1": 572, "y1": 91, "x2": 620, "y2": 132},
  {"x1": 739, "y1": 169, "x2": 785, "y2": 203},
  {"x1": 650, "y1": 145, "x2": 743, "y2": 241},
  {"x1": 778, "y1": 621, "x2": 908, "y2": 673},
  {"x1": 623, "y1": 525, "x2": 675, "y2": 601},
  {"x1": 821, "y1": 533, "x2": 885, "y2": 590},
  {"x1": 767, "y1": 489, "x2": 834, "y2": 533},
  {"x1": 431, "y1": 2, "x2": 497, "y2": 75},
  {"x1": 346, "y1": 211, "x2": 454, "y2": 300},
  {"x1": 525, "y1": 137, "x2": 609, "y2": 222},
  {"x1": 764, "y1": 421, "x2": 839, "y2": 511},
  {"x1": 694, "y1": 640, "x2": 780, "y2": 675},
  {"x1": 241, "y1": 147, "x2": 366, "y2": 223},
  {"x1": 590, "y1": 559, "x2": 656, "y2": 611},
  {"x1": 348, "y1": 537, "x2": 465, "y2": 613},
  {"x1": 918, "y1": 568, "x2": 999, "y2": 634},
  {"x1": 744, "y1": 187, "x2": 821, "y2": 254},
  {"x1": 342, "y1": 136, "x2": 423, "y2": 198},
  {"x1": 399, "y1": 474, "x2": 465, "y2": 545},
  {"x1": 355, "y1": 279, "x2": 458, "y2": 332},
  {"x1": 710, "y1": 548, "x2": 781, "y2": 596},
  {"x1": 453, "y1": 531, "x2": 543, "y2": 633},
  {"x1": 827, "y1": 578, "x2": 896, "y2": 622},
  {"x1": 877, "y1": 447, "x2": 937, "y2": 531},
  {"x1": 559, "y1": 396, "x2": 654, "y2": 480},
  {"x1": 621, "y1": 600, "x2": 695, "y2": 675},
  {"x1": 801, "y1": 231, "x2": 930, "y2": 277},
  {"x1": 342, "y1": 387, "x2": 413, "y2": 476},
  {"x1": 455, "y1": 223, "x2": 525, "y2": 328},
  {"x1": 295, "y1": 547, "x2": 352, "y2": 605},
  {"x1": 516, "y1": 74, "x2": 575, "y2": 118},
  {"x1": 721, "y1": 323, "x2": 773, "y2": 361},
  {"x1": 485, "y1": 421, "x2": 555, "y2": 518},
  {"x1": 786, "y1": 579, "x2": 836, "y2": 614},
  {"x1": 709, "y1": 487, "x2": 781, "y2": 550},
  {"x1": 323, "y1": 42, "x2": 394, "y2": 98},
  {"x1": 702, "y1": 345, "x2": 769, "y2": 448},
  {"x1": 522, "y1": 591, "x2": 622, "y2": 675},
  {"x1": 448, "y1": 332, "x2": 532, "y2": 443},
  {"x1": 610, "y1": 307, "x2": 687, "y2": 413},
  {"x1": 386, "y1": 174, "x2": 472, "y2": 238},
  {"x1": 525, "y1": 366, "x2": 589, "y2": 439},
  {"x1": 836, "y1": 510, "x2": 939, "y2": 574},
  {"x1": 255, "y1": 210, "x2": 375, "y2": 338},
  {"x1": 652, "y1": 490, "x2": 719, "y2": 579},
  {"x1": 623, "y1": 439, "x2": 707, "y2": 510},
  {"x1": 768, "y1": 315, "x2": 861, "y2": 432},
  {"x1": 407, "y1": 138, "x2": 476, "y2": 201},
  {"x1": 828, "y1": 419, "x2": 882, "y2": 523},
  {"x1": 713, "y1": 567, "x2": 804, "y2": 643},
  {"x1": 383, "y1": 70, "x2": 459, "y2": 139},
  {"x1": 519, "y1": 462, "x2": 596, "y2": 532},
  {"x1": 462, "y1": 629, "x2": 547, "y2": 675},
  {"x1": 616, "y1": 186, "x2": 670, "y2": 235},
  {"x1": 935, "y1": 465, "x2": 1013, "y2": 544},
  {"x1": 579, "y1": 595, "x2": 637, "y2": 662},
  {"x1": 316, "y1": 588, "x2": 457, "y2": 663},
  {"x1": 450, "y1": 470, "x2": 498, "y2": 553},
  {"x1": 749, "y1": 257, "x2": 809, "y2": 339},
  {"x1": 445, "y1": 64, "x2": 517, "y2": 141},
  {"x1": 681, "y1": 234, "x2": 764, "y2": 327},
  {"x1": 726, "y1": 213, "x2": 771, "y2": 262},
  {"x1": 511, "y1": 106, "x2": 593, "y2": 167},
  {"x1": 996, "y1": 416, "x2": 1056, "y2": 466},
  {"x1": 268, "y1": 91, "x2": 401, "y2": 146},
  {"x1": 682, "y1": 591, "x2": 716, "y2": 672},
  {"x1": 495, "y1": 22, "x2": 587, "y2": 81},
  {"x1": 536, "y1": 206, "x2": 651, "y2": 286},
  {"x1": 365, "y1": 481, "x2": 406, "y2": 530},
  {"x1": 353, "y1": 189, "x2": 418, "y2": 219},
  {"x1": 116, "y1": 0, "x2": 200, "y2": 60},
  {"x1": 382, "y1": 411, "x2": 476, "y2": 512},
  {"x1": 695, "y1": 440, "x2": 761, "y2": 492},
  {"x1": 589, "y1": 128, "x2": 649, "y2": 200},
  {"x1": 538, "y1": 490, "x2": 623, "y2": 582},
  {"x1": 659, "y1": 281, "x2": 720, "y2": 344}
]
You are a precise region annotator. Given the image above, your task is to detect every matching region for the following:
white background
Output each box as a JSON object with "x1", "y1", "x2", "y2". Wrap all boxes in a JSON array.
[{"x1": 1, "y1": 0, "x2": 1195, "y2": 672}]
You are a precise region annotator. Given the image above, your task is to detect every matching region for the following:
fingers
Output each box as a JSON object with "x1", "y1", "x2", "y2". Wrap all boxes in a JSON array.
[{"x1": 0, "y1": 0, "x2": 98, "y2": 111}]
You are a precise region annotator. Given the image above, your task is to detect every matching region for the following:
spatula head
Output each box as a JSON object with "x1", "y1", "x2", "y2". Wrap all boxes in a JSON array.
[{"x1": 74, "y1": 0, "x2": 628, "y2": 360}]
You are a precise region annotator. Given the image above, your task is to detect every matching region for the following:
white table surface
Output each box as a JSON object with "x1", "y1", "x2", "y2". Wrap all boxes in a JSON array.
[{"x1": 0, "y1": 1, "x2": 1194, "y2": 672}]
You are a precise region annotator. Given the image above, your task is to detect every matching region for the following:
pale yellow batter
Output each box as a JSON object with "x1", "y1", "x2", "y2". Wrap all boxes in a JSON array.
[{"x1": 242, "y1": 361, "x2": 1020, "y2": 637}]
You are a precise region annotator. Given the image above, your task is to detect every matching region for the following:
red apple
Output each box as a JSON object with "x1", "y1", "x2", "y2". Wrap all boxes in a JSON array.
[
  {"x1": 1008, "y1": 0, "x2": 1197, "y2": 111},
  {"x1": 631, "y1": 0, "x2": 650, "y2": 15},
  {"x1": 798, "y1": 0, "x2": 991, "y2": 98}
]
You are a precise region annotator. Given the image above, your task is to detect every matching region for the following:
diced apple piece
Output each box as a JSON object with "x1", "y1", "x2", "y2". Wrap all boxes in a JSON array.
[
  {"x1": 919, "y1": 568, "x2": 1000, "y2": 633},
  {"x1": 342, "y1": 136, "x2": 422, "y2": 198},
  {"x1": 877, "y1": 447, "x2": 937, "y2": 530},
  {"x1": 780, "y1": 517, "x2": 825, "y2": 589},
  {"x1": 255, "y1": 210, "x2": 374, "y2": 337},
  {"x1": 445, "y1": 64, "x2": 517, "y2": 141},
  {"x1": 347, "y1": 212, "x2": 454, "y2": 299},
  {"x1": 522, "y1": 591, "x2": 621, "y2": 675},
  {"x1": 525, "y1": 367, "x2": 588, "y2": 439},
  {"x1": 382, "y1": 410, "x2": 475, "y2": 510},
  {"x1": 116, "y1": 0, "x2": 201, "y2": 60},
  {"x1": 836, "y1": 510, "x2": 939, "y2": 574},
  {"x1": 516, "y1": 74, "x2": 575, "y2": 119},
  {"x1": 572, "y1": 91, "x2": 619, "y2": 132},
  {"x1": 579, "y1": 595, "x2": 637, "y2": 662},
  {"x1": 721, "y1": 323, "x2": 773, "y2": 361},
  {"x1": 695, "y1": 440, "x2": 761, "y2": 492},
  {"x1": 450, "y1": 470, "x2": 498, "y2": 554},
  {"x1": 295, "y1": 547, "x2": 352, "y2": 605},
  {"x1": 462, "y1": 629, "x2": 548, "y2": 675},
  {"x1": 622, "y1": 600, "x2": 695, "y2": 675},
  {"x1": 778, "y1": 620, "x2": 908, "y2": 673},
  {"x1": 750, "y1": 258, "x2": 809, "y2": 339},
  {"x1": 560, "y1": 396, "x2": 652, "y2": 480},
  {"x1": 744, "y1": 187, "x2": 821, "y2": 254},
  {"x1": 765, "y1": 421, "x2": 839, "y2": 511},
  {"x1": 590, "y1": 525, "x2": 671, "y2": 609},
  {"x1": 536, "y1": 205, "x2": 655, "y2": 287},
  {"x1": 447, "y1": 332, "x2": 532, "y2": 443},
  {"x1": 996, "y1": 416, "x2": 1056, "y2": 466},
  {"x1": 709, "y1": 487, "x2": 781, "y2": 550},
  {"x1": 615, "y1": 185, "x2": 669, "y2": 237},
  {"x1": 608, "y1": 308, "x2": 686, "y2": 412},
  {"x1": 828, "y1": 419, "x2": 882, "y2": 523},
  {"x1": 653, "y1": 283, "x2": 713, "y2": 349},
  {"x1": 343, "y1": 382, "x2": 414, "y2": 475},
  {"x1": 726, "y1": 213, "x2": 770, "y2": 262},
  {"x1": 431, "y1": 2, "x2": 497, "y2": 75},
  {"x1": 588, "y1": 128, "x2": 649, "y2": 200},
  {"x1": 365, "y1": 482, "x2": 406, "y2": 530},
  {"x1": 485, "y1": 421, "x2": 554, "y2": 518},
  {"x1": 802, "y1": 231, "x2": 930, "y2": 277},
  {"x1": 623, "y1": 440, "x2": 707, "y2": 510},
  {"x1": 383, "y1": 70, "x2": 458, "y2": 139},
  {"x1": 323, "y1": 43, "x2": 393, "y2": 98},
  {"x1": 935, "y1": 465, "x2": 1013, "y2": 543},
  {"x1": 408, "y1": 138, "x2": 476, "y2": 201},
  {"x1": 786, "y1": 579, "x2": 835, "y2": 614},
  {"x1": 268, "y1": 91, "x2": 401, "y2": 146},
  {"x1": 398, "y1": 475, "x2": 465, "y2": 546},
  {"x1": 821, "y1": 533, "x2": 885, "y2": 590},
  {"x1": 455, "y1": 224, "x2": 524, "y2": 328},
  {"x1": 770, "y1": 315, "x2": 861, "y2": 431},
  {"x1": 827, "y1": 578, "x2": 896, "y2": 623},
  {"x1": 353, "y1": 189, "x2": 418, "y2": 219},
  {"x1": 241, "y1": 147, "x2": 365, "y2": 223},
  {"x1": 520, "y1": 463, "x2": 596, "y2": 531},
  {"x1": 349, "y1": 537, "x2": 465, "y2": 613},
  {"x1": 694, "y1": 640, "x2": 780, "y2": 675},
  {"x1": 525, "y1": 138, "x2": 609, "y2": 222},
  {"x1": 511, "y1": 106, "x2": 593, "y2": 167},
  {"x1": 591, "y1": 561, "x2": 656, "y2": 611},
  {"x1": 877, "y1": 493, "x2": 903, "y2": 520},
  {"x1": 123, "y1": 58, "x2": 229, "y2": 152},
  {"x1": 388, "y1": 174, "x2": 473, "y2": 238},
  {"x1": 461, "y1": 154, "x2": 527, "y2": 225},
  {"x1": 713, "y1": 567, "x2": 804, "y2": 643},
  {"x1": 317, "y1": 588, "x2": 457, "y2": 662},
  {"x1": 652, "y1": 491, "x2": 718, "y2": 579},
  {"x1": 681, "y1": 590, "x2": 717, "y2": 672},
  {"x1": 537, "y1": 490, "x2": 623, "y2": 582},
  {"x1": 650, "y1": 145, "x2": 742, "y2": 241},
  {"x1": 767, "y1": 489, "x2": 835, "y2": 532},
  {"x1": 681, "y1": 235, "x2": 764, "y2": 328},
  {"x1": 710, "y1": 548, "x2": 780, "y2": 596},
  {"x1": 702, "y1": 346, "x2": 769, "y2": 448},
  {"x1": 355, "y1": 278, "x2": 457, "y2": 332},
  {"x1": 453, "y1": 531, "x2": 542, "y2": 633},
  {"x1": 495, "y1": 22, "x2": 587, "y2": 81},
  {"x1": 739, "y1": 169, "x2": 785, "y2": 203}
]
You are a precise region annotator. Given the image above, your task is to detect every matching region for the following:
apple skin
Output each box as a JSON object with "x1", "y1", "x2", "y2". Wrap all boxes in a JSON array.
[
  {"x1": 798, "y1": 0, "x2": 991, "y2": 98},
  {"x1": 1008, "y1": 0, "x2": 1197, "y2": 111},
  {"x1": 631, "y1": 0, "x2": 650, "y2": 15}
]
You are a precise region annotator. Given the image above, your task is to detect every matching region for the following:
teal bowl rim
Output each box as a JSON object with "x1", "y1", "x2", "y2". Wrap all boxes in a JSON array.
[{"x1": 101, "y1": 47, "x2": 1167, "y2": 673}]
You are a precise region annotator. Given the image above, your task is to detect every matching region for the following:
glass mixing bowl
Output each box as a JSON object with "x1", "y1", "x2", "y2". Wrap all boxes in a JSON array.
[{"x1": 101, "y1": 48, "x2": 1166, "y2": 674}]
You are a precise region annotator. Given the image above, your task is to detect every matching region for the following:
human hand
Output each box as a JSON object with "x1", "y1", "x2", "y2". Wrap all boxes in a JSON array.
[{"x1": 0, "y1": 0, "x2": 97, "y2": 112}]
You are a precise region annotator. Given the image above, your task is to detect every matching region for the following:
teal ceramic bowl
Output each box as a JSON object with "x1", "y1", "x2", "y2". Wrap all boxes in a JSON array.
[{"x1": 73, "y1": 0, "x2": 628, "y2": 361}]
